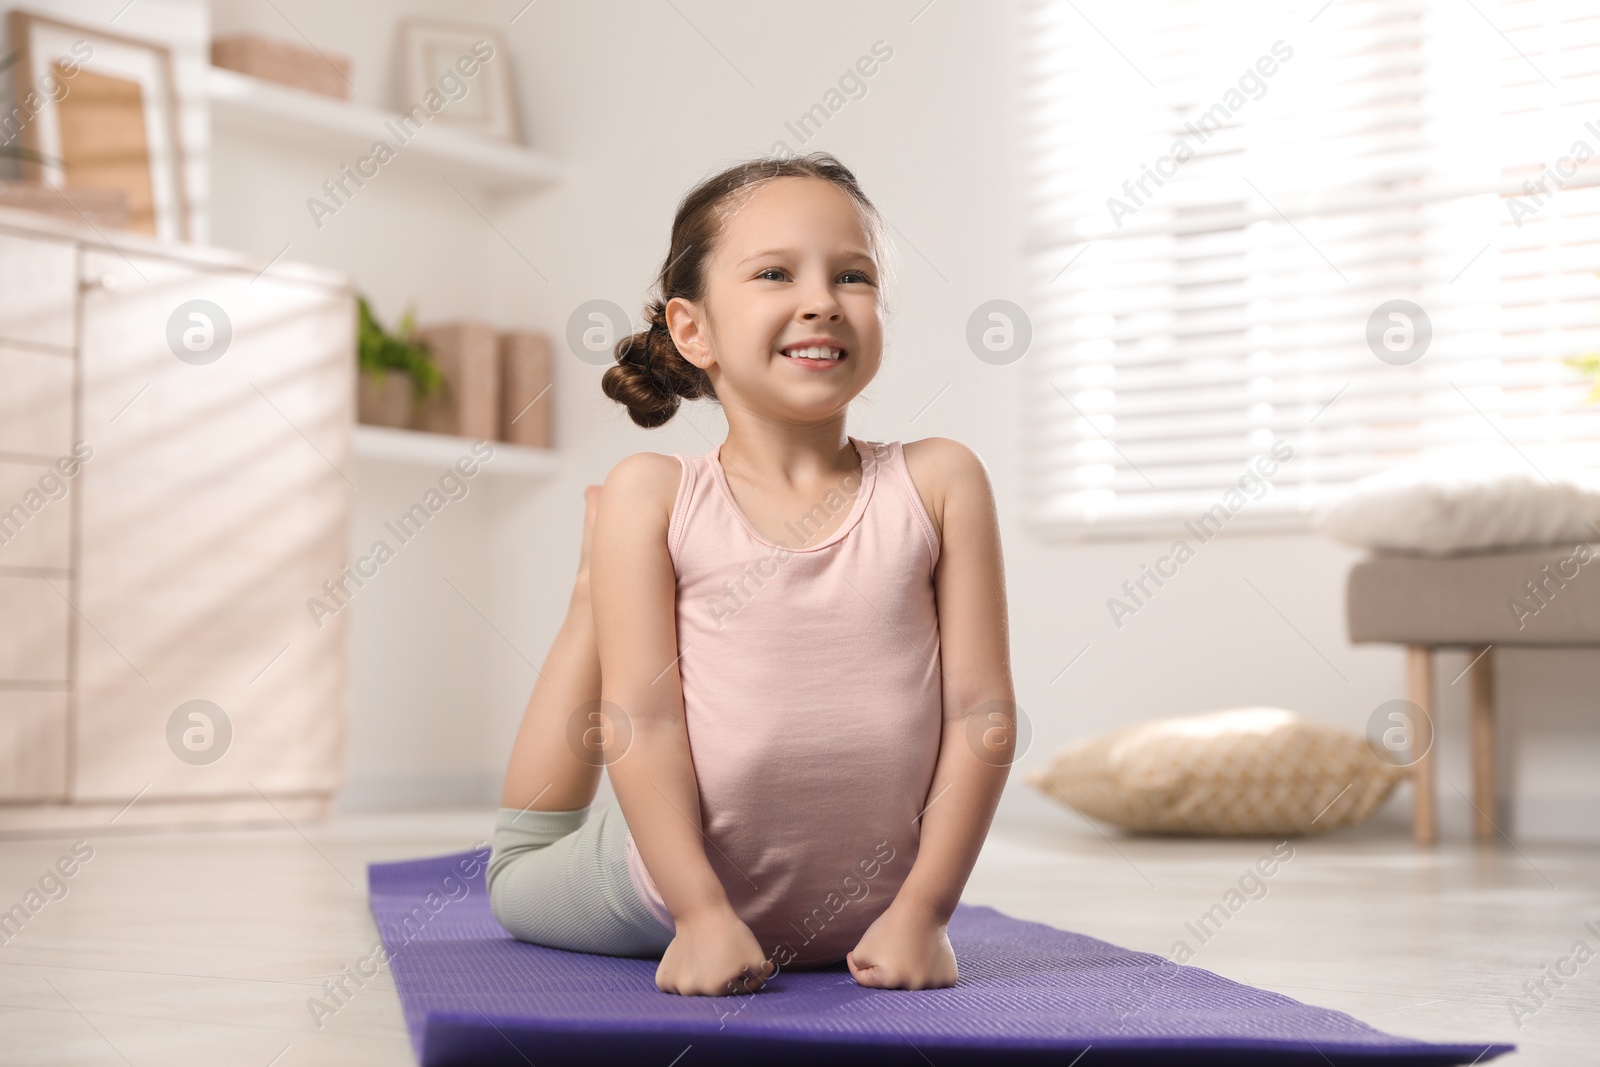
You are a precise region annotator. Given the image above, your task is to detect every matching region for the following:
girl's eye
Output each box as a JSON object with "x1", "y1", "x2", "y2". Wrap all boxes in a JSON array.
[{"x1": 755, "y1": 268, "x2": 875, "y2": 284}]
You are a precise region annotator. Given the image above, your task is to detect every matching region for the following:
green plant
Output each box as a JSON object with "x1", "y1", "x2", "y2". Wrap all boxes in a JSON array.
[
  {"x1": 1566, "y1": 354, "x2": 1600, "y2": 404},
  {"x1": 357, "y1": 295, "x2": 442, "y2": 397}
]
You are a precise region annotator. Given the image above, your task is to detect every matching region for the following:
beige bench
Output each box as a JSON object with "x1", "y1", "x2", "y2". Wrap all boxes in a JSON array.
[{"x1": 1346, "y1": 542, "x2": 1600, "y2": 845}]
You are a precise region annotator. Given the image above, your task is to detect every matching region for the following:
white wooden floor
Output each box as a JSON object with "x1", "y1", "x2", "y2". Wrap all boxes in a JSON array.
[{"x1": 0, "y1": 807, "x2": 1590, "y2": 1065}]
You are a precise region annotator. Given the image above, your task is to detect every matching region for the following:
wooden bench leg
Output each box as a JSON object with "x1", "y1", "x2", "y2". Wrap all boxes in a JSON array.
[
  {"x1": 1406, "y1": 645, "x2": 1436, "y2": 846},
  {"x1": 1470, "y1": 645, "x2": 1496, "y2": 841}
]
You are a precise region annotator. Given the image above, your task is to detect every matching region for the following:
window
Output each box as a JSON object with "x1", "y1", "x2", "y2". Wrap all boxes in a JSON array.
[{"x1": 1024, "y1": 0, "x2": 1600, "y2": 537}]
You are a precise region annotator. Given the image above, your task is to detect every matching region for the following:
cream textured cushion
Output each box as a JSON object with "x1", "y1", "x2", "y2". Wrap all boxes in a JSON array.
[
  {"x1": 1026, "y1": 708, "x2": 1406, "y2": 836},
  {"x1": 1313, "y1": 447, "x2": 1600, "y2": 556}
]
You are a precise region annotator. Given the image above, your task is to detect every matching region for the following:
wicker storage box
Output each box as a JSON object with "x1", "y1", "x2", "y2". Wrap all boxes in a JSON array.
[{"x1": 211, "y1": 34, "x2": 351, "y2": 99}]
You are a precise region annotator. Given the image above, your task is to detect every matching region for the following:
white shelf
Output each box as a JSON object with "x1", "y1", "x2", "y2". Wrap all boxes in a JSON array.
[
  {"x1": 354, "y1": 425, "x2": 558, "y2": 479},
  {"x1": 206, "y1": 67, "x2": 559, "y2": 193}
]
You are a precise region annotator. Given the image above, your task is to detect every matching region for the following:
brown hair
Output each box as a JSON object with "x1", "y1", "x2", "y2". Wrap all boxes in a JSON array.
[{"x1": 601, "y1": 152, "x2": 893, "y2": 429}]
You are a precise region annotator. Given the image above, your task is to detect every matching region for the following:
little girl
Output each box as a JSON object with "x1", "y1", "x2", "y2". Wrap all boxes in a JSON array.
[{"x1": 488, "y1": 153, "x2": 1015, "y2": 998}]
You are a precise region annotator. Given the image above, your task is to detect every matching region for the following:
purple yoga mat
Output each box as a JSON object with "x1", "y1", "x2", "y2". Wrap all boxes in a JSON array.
[{"x1": 368, "y1": 849, "x2": 1512, "y2": 1066}]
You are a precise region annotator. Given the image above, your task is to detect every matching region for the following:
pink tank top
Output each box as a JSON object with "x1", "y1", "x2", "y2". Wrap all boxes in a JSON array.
[{"x1": 624, "y1": 435, "x2": 943, "y2": 969}]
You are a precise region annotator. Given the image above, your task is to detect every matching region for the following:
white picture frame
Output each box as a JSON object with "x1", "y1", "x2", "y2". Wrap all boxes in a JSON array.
[
  {"x1": 396, "y1": 20, "x2": 521, "y2": 144},
  {"x1": 6, "y1": 11, "x2": 189, "y2": 242}
]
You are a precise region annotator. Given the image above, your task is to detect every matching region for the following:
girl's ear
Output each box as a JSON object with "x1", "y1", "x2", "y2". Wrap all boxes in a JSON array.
[{"x1": 666, "y1": 296, "x2": 714, "y2": 370}]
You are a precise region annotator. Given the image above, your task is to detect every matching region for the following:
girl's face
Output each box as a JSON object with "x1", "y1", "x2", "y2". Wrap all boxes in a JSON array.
[{"x1": 671, "y1": 176, "x2": 884, "y2": 424}]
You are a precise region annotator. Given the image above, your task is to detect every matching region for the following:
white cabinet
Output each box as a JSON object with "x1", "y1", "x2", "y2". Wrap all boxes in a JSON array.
[
  {"x1": 0, "y1": 207, "x2": 352, "y2": 831},
  {"x1": 0, "y1": 231, "x2": 75, "y2": 349}
]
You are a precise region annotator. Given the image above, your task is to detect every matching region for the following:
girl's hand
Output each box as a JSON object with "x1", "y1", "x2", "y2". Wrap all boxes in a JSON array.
[
  {"x1": 846, "y1": 900, "x2": 959, "y2": 990},
  {"x1": 656, "y1": 905, "x2": 776, "y2": 997}
]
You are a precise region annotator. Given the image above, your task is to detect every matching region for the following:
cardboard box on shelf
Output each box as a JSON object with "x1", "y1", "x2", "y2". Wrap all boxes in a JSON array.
[
  {"x1": 211, "y1": 34, "x2": 352, "y2": 99},
  {"x1": 499, "y1": 331, "x2": 552, "y2": 448},
  {"x1": 413, "y1": 321, "x2": 500, "y2": 440}
]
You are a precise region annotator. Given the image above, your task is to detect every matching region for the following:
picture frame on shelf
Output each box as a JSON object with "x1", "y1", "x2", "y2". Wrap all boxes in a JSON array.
[
  {"x1": 5, "y1": 11, "x2": 190, "y2": 242},
  {"x1": 396, "y1": 19, "x2": 521, "y2": 143}
]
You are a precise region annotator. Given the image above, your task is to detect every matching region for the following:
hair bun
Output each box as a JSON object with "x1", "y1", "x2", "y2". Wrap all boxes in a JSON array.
[{"x1": 601, "y1": 313, "x2": 693, "y2": 428}]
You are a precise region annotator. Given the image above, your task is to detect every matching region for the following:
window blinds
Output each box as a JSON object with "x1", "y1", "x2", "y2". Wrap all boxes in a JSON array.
[{"x1": 1023, "y1": 0, "x2": 1600, "y2": 537}]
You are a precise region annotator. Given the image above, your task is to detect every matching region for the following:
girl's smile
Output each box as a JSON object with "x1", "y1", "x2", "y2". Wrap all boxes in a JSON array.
[{"x1": 778, "y1": 338, "x2": 849, "y2": 369}]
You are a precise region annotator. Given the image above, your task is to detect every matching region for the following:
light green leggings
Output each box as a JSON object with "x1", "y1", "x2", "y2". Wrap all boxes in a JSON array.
[{"x1": 486, "y1": 802, "x2": 676, "y2": 958}]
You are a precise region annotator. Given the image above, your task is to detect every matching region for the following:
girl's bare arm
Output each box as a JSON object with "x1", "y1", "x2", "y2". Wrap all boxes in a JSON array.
[
  {"x1": 895, "y1": 437, "x2": 1016, "y2": 922},
  {"x1": 846, "y1": 438, "x2": 1012, "y2": 989},
  {"x1": 591, "y1": 453, "x2": 733, "y2": 923},
  {"x1": 595, "y1": 455, "x2": 774, "y2": 996}
]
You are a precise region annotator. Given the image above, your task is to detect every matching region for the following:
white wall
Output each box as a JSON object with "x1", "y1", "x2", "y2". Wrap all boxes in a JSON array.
[{"x1": 156, "y1": 0, "x2": 1600, "y2": 839}]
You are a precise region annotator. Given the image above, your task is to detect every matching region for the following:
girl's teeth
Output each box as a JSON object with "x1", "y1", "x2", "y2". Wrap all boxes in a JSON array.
[{"x1": 786, "y1": 346, "x2": 842, "y2": 361}]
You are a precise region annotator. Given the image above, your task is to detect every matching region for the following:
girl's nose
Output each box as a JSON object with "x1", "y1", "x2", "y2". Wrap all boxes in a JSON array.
[{"x1": 800, "y1": 295, "x2": 844, "y2": 321}]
